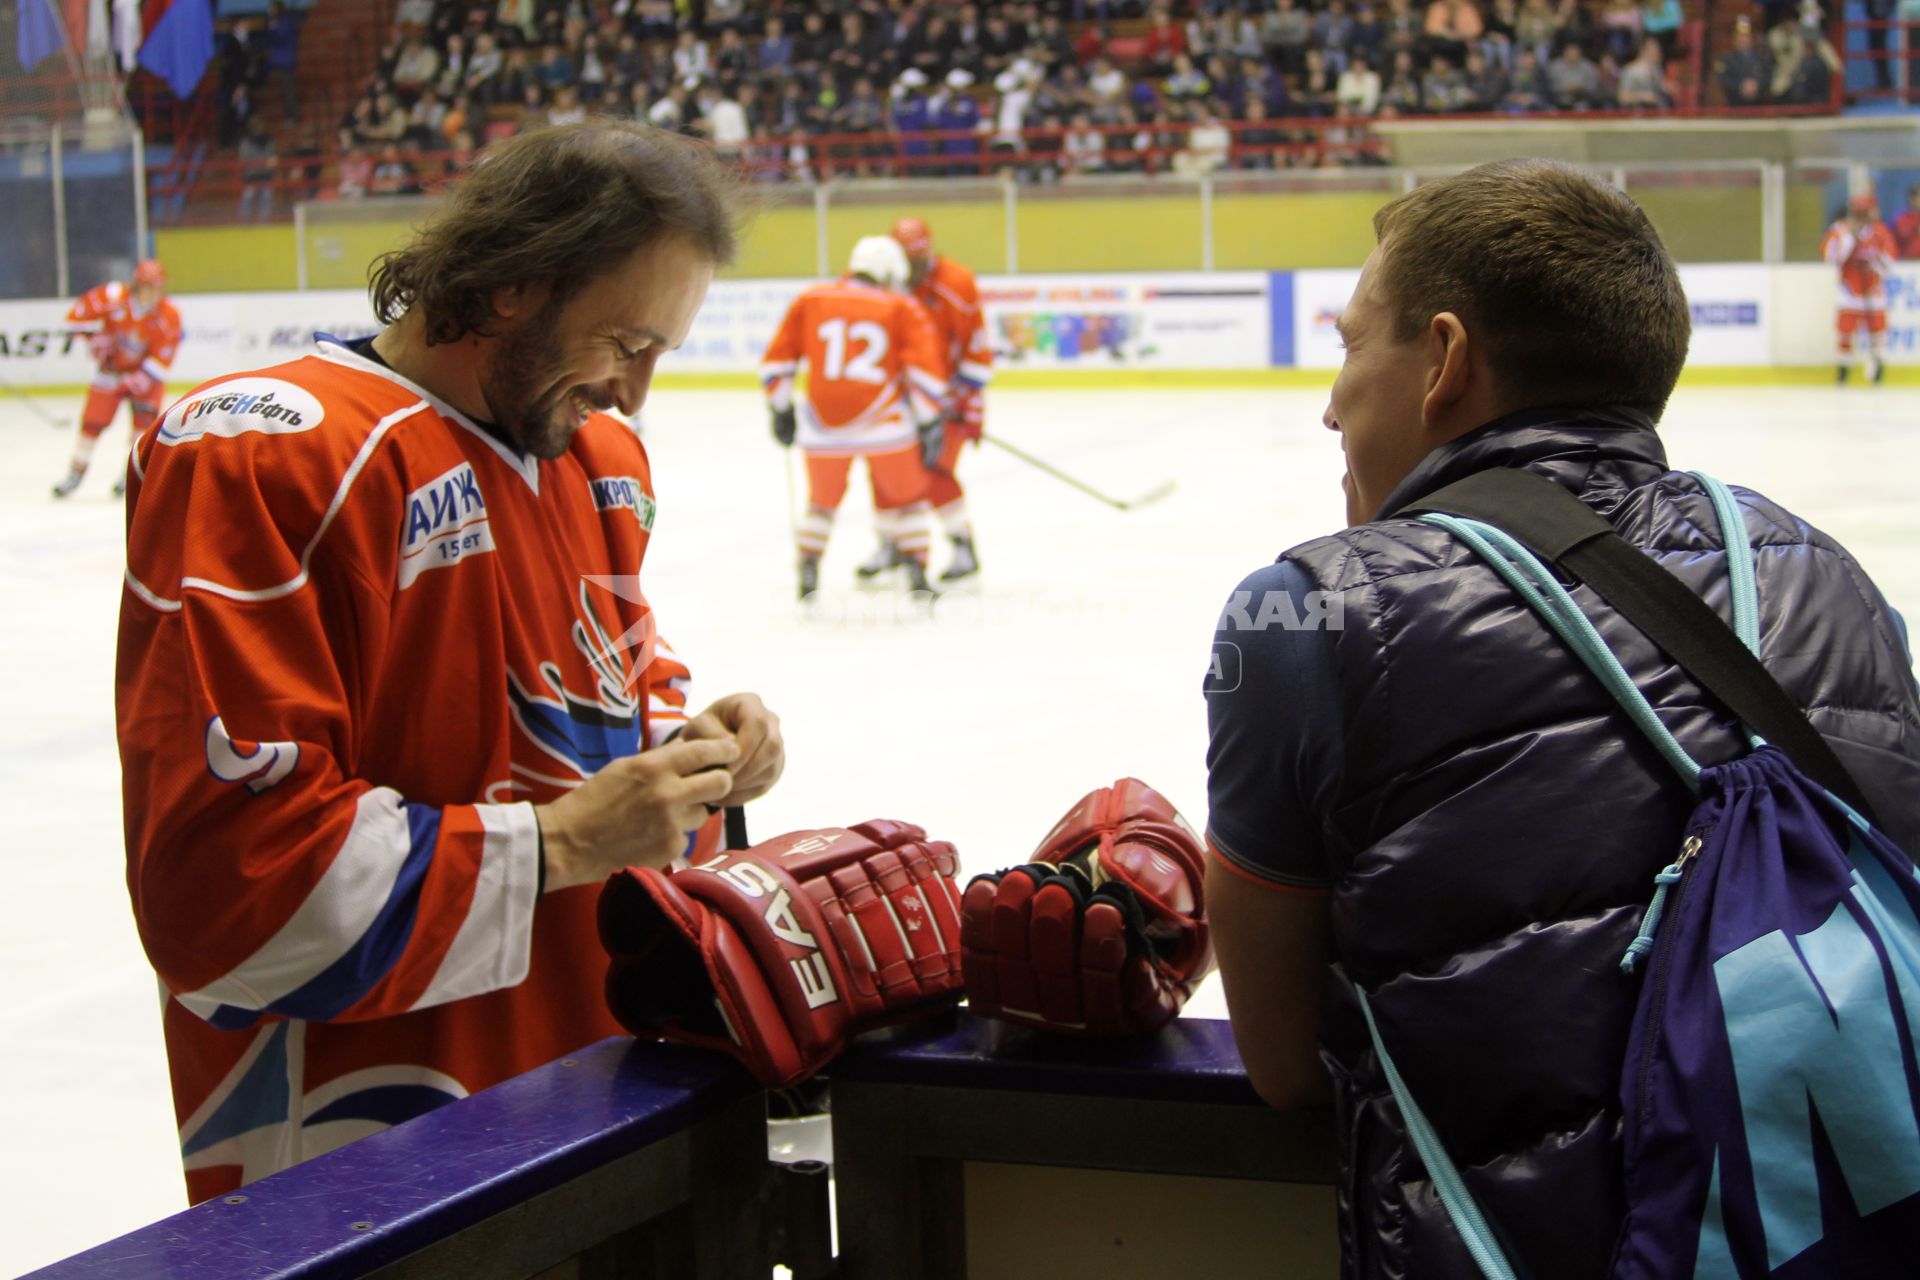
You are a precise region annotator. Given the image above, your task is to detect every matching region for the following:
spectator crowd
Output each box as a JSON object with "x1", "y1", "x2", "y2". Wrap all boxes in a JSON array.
[{"x1": 228, "y1": 0, "x2": 1845, "y2": 202}]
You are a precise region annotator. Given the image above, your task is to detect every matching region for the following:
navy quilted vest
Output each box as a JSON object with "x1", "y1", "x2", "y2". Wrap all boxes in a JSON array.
[{"x1": 1278, "y1": 406, "x2": 1920, "y2": 1279}]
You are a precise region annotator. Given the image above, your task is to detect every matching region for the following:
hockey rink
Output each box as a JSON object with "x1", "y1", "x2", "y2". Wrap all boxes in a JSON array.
[{"x1": 2, "y1": 380, "x2": 1918, "y2": 1273}]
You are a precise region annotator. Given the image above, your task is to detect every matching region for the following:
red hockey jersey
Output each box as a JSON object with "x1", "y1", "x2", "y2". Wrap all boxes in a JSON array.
[
  {"x1": 1822, "y1": 219, "x2": 1898, "y2": 311},
  {"x1": 69, "y1": 280, "x2": 182, "y2": 381},
  {"x1": 759, "y1": 277, "x2": 948, "y2": 454},
  {"x1": 914, "y1": 255, "x2": 993, "y2": 392},
  {"x1": 118, "y1": 338, "x2": 703, "y2": 1204}
]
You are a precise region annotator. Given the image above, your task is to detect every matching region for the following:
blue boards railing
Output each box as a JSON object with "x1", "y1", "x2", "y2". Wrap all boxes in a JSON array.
[
  {"x1": 23, "y1": 1037, "x2": 768, "y2": 1280},
  {"x1": 32, "y1": 1015, "x2": 1338, "y2": 1280}
]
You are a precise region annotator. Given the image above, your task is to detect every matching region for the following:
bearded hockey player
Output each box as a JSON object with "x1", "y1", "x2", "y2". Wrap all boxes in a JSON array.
[{"x1": 116, "y1": 123, "x2": 786, "y2": 1203}]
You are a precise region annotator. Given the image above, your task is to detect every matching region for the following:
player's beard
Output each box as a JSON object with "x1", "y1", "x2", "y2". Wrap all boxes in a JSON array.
[{"x1": 485, "y1": 301, "x2": 604, "y2": 461}]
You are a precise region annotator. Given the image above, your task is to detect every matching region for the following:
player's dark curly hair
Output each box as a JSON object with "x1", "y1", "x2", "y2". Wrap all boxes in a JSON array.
[
  {"x1": 370, "y1": 122, "x2": 743, "y2": 346},
  {"x1": 1372, "y1": 159, "x2": 1690, "y2": 420}
]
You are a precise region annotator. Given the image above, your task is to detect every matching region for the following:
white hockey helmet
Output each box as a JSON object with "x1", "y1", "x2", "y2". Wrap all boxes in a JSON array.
[{"x1": 847, "y1": 235, "x2": 910, "y2": 290}]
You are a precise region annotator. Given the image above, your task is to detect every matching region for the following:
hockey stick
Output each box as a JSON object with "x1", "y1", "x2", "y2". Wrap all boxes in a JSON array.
[
  {"x1": 0, "y1": 372, "x2": 71, "y2": 429},
  {"x1": 783, "y1": 445, "x2": 798, "y2": 533},
  {"x1": 980, "y1": 432, "x2": 1175, "y2": 511}
]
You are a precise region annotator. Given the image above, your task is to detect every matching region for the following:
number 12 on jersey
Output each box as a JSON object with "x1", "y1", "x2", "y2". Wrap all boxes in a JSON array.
[{"x1": 816, "y1": 317, "x2": 889, "y2": 385}]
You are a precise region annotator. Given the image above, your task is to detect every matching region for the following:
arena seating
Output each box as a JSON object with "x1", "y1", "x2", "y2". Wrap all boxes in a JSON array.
[{"x1": 79, "y1": 0, "x2": 1886, "y2": 224}]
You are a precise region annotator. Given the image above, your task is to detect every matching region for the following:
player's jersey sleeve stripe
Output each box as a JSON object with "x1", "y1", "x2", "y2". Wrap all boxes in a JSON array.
[
  {"x1": 906, "y1": 368, "x2": 946, "y2": 423},
  {"x1": 931, "y1": 281, "x2": 969, "y2": 312},
  {"x1": 760, "y1": 360, "x2": 798, "y2": 381},
  {"x1": 175, "y1": 788, "x2": 435, "y2": 1023},
  {"x1": 641, "y1": 639, "x2": 694, "y2": 748},
  {"x1": 408, "y1": 802, "x2": 539, "y2": 1010},
  {"x1": 124, "y1": 568, "x2": 183, "y2": 613},
  {"x1": 957, "y1": 360, "x2": 992, "y2": 387},
  {"x1": 908, "y1": 367, "x2": 947, "y2": 400}
]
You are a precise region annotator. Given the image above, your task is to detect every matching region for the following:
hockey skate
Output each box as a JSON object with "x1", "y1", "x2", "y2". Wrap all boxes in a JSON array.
[
  {"x1": 51, "y1": 470, "x2": 82, "y2": 499},
  {"x1": 904, "y1": 562, "x2": 938, "y2": 598},
  {"x1": 1837, "y1": 363, "x2": 1850, "y2": 385},
  {"x1": 853, "y1": 541, "x2": 902, "y2": 580},
  {"x1": 798, "y1": 556, "x2": 820, "y2": 601},
  {"x1": 1869, "y1": 355, "x2": 1886, "y2": 385},
  {"x1": 111, "y1": 473, "x2": 126, "y2": 498},
  {"x1": 939, "y1": 535, "x2": 979, "y2": 583}
]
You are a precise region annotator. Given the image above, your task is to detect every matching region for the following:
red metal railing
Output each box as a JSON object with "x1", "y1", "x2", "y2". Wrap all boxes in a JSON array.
[
  {"x1": 1842, "y1": 17, "x2": 1920, "y2": 105},
  {"x1": 0, "y1": 70, "x2": 206, "y2": 139}
]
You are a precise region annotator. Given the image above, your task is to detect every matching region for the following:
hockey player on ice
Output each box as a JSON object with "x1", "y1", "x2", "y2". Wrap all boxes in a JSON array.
[
  {"x1": 851, "y1": 216, "x2": 995, "y2": 585},
  {"x1": 52, "y1": 258, "x2": 182, "y2": 499},
  {"x1": 761, "y1": 235, "x2": 950, "y2": 599},
  {"x1": 1822, "y1": 191, "x2": 1898, "y2": 385}
]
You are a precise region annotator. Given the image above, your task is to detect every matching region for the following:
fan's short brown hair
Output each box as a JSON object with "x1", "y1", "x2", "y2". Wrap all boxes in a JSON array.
[
  {"x1": 1371, "y1": 159, "x2": 1690, "y2": 420},
  {"x1": 370, "y1": 122, "x2": 743, "y2": 346}
]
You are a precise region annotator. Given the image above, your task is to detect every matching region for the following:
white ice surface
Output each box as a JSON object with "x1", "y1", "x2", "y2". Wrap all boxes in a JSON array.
[{"x1": 1, "y1": 381, "x2": 1917, "y2": 1273}]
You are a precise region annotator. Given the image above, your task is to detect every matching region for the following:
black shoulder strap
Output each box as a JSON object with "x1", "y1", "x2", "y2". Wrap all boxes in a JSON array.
[{"x1": 1397, "y1": 468, "x2": 1876, "y2": 820}]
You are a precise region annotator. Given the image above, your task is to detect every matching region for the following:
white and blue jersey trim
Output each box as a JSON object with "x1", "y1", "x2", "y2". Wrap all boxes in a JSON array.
[{"x1": 177, "y1": 792, "x2": 539, "y2": 1028}]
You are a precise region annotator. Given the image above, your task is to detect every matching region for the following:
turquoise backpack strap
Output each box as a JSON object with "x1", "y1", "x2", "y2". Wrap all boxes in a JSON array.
[
  {"x1": 1355, "y1": 987, "x2": 1520, "y2": 1280},
  {"x1": 1688, "y1": 472, "x2": 1760, "y2": 653},
  {"x1": 1417, "y1": 513, "x2": 1706, "y2": 787},
  {"x1": 1398, "y1": 467, "x2": 1875, "y2": 820}
]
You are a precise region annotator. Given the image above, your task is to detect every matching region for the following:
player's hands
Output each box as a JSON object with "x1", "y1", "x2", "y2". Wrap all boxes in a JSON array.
[
  {"x1": 534, "y1": 736, "x2": 739, "y2": 892},
  {"x1": 85, "y1": 332, "x2": 114, "y2": 365},
  {"x1": 677, "y1": 692, "x2": 785, "y2": 807},
  {"x1": 770, "y1": 406, "x2": 797, "y2": 447},
  {"x1": 917, "y1": 417, "x2": 946, "y2": 470},
  {"x1": 122, "y1": 369, "x2": 160, "y2": 404},
  {"x1": 951, "y1": 391, "x2": 984, "y2": 444}
]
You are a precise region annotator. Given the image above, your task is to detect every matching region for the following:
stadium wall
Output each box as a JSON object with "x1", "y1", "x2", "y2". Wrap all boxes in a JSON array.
[{"x1": 2, "y1": 265, "x2": 1915, "y2": 391}]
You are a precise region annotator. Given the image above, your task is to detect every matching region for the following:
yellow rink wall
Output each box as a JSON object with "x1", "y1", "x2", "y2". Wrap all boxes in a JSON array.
[{"x1": 153, "y1": 179, "x2": 1843, "y2": 294}]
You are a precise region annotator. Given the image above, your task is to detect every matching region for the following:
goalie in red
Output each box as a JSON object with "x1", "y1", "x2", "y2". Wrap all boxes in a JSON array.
[
  {"x1": 53, "y1": 258, "x2": 183, "y2": 498},
  {"x1": 1822, "y1": 192, "x2": 1897, "y2": 385}
]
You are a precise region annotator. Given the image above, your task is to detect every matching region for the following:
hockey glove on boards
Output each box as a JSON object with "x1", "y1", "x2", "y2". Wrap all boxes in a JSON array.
[
  {"x1": 770, "y1": 406, "x2": 797, "y2": 447},
  {"x1": 600, "y1": 820, "x2": 965, "y2": 1087},
  {"x1": 962, "y1": 778, "x2": 1213, "y2": 1036}
]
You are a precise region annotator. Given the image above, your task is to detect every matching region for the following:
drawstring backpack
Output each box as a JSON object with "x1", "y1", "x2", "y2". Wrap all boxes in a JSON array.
[{"x1": 1359, "y1": 467, "x2": 1920, "y2": 1279}]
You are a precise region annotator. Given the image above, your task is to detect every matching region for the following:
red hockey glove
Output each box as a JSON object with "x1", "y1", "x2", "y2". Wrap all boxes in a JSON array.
[
  {"x1": 121, "y1": 369, "x2": 161, "y2": 405},
  {"x1": 949, "y1": 389, "x2": 983, "y2": 443},
  {"x1": 600, "y1": 820, "x2": 965, "y2": 1087},
  {"x1": 962, "y1": 778, "x2": 1212, "y2": 1037}
]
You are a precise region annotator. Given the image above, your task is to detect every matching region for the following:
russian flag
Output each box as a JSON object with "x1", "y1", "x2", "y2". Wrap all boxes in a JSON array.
[{"x1": 136, "y1": 0, "x2": 214, "y2": 98}]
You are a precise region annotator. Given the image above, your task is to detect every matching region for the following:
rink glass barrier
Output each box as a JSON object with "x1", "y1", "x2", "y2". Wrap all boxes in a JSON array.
[
  {"x1": 0, "y1": 260, "x2": 1914, "y2": 390},
  {"x1": 0, "y1": 117, "x2": 147, "y2": 303},
  {"x1": 105, "y1": 158, "x2": 1907, "y2": 297}
]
